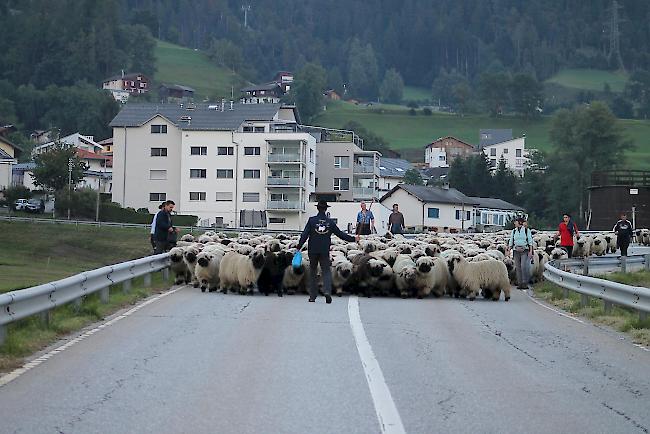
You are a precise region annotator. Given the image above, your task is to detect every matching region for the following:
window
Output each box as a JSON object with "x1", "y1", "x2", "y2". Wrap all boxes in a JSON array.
[
  {"x1": 244, "y1": 147, "x2": 261, "y2": 155},
  {"x1": 516, "y1": 149, "x2": 522, "y2": 157},
  {"x1": 149, "y1": 193, "x2": 166, "y2": 201},
  {"x1": 387, "y1": 183, "x2": 391, "y2": 189},
  {"x1": 438, "y1": 155, "x2": 446, "y2": 161},
  {"x1": 243, "y1": 169, "x2": 261, "y2": 179},
  {"x1": 216, "y1": 192, "x2": 233, "y2": 201},
  {"x1": 333, "y1": 178, "x2": 349, "y2": 191},
  {"x1": 191, "y1": 146, "x2": 207, "y2": 155},
  {"x1": 150, "y1": 148, "x2": 167, "y2": 157},
  {"x1": 428, "y1": 208, "x2": 440, "y2": 218},
  {"x1": 309, "y1": 172, "x2": 314, "y2": 184},
  {"x1": 334, "y1": 156, "x2": 350, "y2": 169},
  {"x1": 149, "y1": 170, "x2": 167, "y2": 180},
  {"x1": 151, "y1": 124, "x2": 167, "y2": 134},
  {"x1": 490, "y1": 148, "x2": 496, "y2": 156},
  {"x1": 456, "y1": 210, "x2": 471, "y2": 220},
  {"x1": 217, "y1": 147, "x2": 234, "y2": 155},
  {"x1": 190, "y1": 169, "x2": 207, "y2": 178},
  {"x1": 243, "y1": 126, "x2": 253, "y2": 132},
  {"x1": 189, "y1": 192, "x2": 206, "y2": 201},
  {"x1": 270, "y1": 193, "x2": 288, "y2": 201},
  {"x1": 242, "y1": 192, "x2": 259, "y2": 202},
  {"x1": 217, "y1": 169, "x2": 234, "y2": 178},
  {"x1": 503, "y1": 148, "x2": 509, "y2": 154},
  {"x1": 315, "y1": 177, "x2": 319, "y2": 187},
  {"x1": 269, "y1": 217, "x2": 286, "y2": 224},
  {"x1": 309, "y1": 149, "x2": 314, "y2": 163},
  {"x1": 254, "y1": 126, "x2": 265, "y2": 133}
]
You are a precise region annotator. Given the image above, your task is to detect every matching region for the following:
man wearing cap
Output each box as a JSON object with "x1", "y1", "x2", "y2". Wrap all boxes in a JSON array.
[
  {"x1": 297, "y1": 200, "x2": 360, "y2": 303},
  {"x1": 506, "y1": 216, "x2": 534, "y2": 289}
]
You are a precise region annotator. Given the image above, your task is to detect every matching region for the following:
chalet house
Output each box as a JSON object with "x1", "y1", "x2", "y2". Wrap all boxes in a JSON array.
[
  {"x1": 424, "y1": 136, "x2": 475, "y2": 168},
  {"x1": 273, "y1": 71, "x2": 294, "y2": 93},
  {"x1": 240, "y1": 82, "x2": 285, "y2": 104},
  {"x1": 159, "y1": 83, "x2": 195, "y2": 102},
  {"x1": 324, "y1": 89, "x2": 341, "y2": 101},
  {"x1": 102, "y1": 72, "x2": 150, "y2": 102}
]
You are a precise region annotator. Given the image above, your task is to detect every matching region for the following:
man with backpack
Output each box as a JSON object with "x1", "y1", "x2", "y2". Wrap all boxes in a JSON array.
[{"x1": 507, "y1": 216, "x2": 534, "y2": 290}]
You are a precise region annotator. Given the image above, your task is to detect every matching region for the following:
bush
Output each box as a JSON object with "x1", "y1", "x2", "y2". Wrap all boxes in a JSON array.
[
  {"x1": 406, "y1": 100, "x2": 419, "y2": 109},
  {"x1": 136, "y1": 208, "x2": 150, "y2": 214},
  {"x1": 54, "y1": 188, "x2": 97, "y2": 218},
  {"x1": 408, "y1": 108, "x2": 417, "y2": 116},
  {"x1": 100, "y1": 202, "x2": 198, "y2": 226},
  {"x1": 422, "y1": 107, "x2": 432, "y2": 115},
  {"x1": 2, "y1": 186, "x2": 32, "y2": 210}
]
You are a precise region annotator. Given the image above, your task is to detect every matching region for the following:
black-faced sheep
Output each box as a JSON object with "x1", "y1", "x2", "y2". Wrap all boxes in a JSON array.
[
  {"x1": 169, "y1": 247, "x2": 191, "y2": 284},
  {"x1": 392, "y1": 254, "x2": 418, "y2": 298},
  {"x1": 413, "y1": 256, "x2": 448, "y2": 298},
  {"x1": 195, "y1": 249, "x2": 224, "y2": 292},
  {"x1": 183, "y1": 245, "x2": 201, "y2": 288},
  {"x1": 448, "y1": 256, "x2": 511, "y2": 301}
]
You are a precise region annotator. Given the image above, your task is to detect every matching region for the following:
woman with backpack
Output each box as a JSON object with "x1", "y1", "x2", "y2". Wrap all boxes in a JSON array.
[
  {"x1": 507, "y1": 216, "x2": 534, "y2": 289},
  {"x1": 556, "y1": 213, "x2": 579, "y2": 258}
]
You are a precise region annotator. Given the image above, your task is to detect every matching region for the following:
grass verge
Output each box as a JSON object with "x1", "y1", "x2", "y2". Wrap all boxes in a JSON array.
[
  {"x1": 533, "y1": 271, "x2": 650, "y2": 347},
  {"x1": 0, "y1": 273, "x2": 172, "y2": 373}
]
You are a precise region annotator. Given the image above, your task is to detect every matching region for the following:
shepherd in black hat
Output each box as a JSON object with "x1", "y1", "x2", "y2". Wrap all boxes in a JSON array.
[{"x1": 296, "y1": 200, "x2": 360, "y2": 303}]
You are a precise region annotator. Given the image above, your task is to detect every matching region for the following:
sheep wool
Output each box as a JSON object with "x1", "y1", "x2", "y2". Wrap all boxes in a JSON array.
[{"x1": 448, "y1": 256, "x2": 511, "y2": 301}]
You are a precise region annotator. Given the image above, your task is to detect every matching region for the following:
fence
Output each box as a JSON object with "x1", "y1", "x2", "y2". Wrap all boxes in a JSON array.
[
  {"x1": 543, "y1": 255, "x2": 650, "y2": 321},
  {"x1": 0, "y1": 254, "x2": 171, "y2": 345}
]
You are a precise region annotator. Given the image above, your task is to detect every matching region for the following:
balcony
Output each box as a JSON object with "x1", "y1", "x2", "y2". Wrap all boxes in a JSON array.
[
  {"x1": 267, "y1": 200, "x2": 305, "y2": 211},
  {"x1": 353, "y1": 187, "x2": 377, "y2": 199},
  {"x1": 353, "y1": 164, "x2": 379, "y2": 176},
  {"x1": 268, "y1": 153, "x2": 302, "y2": 163},
  {"x1": 267, "y1": 177, "x2": 304, "y2": 187}
]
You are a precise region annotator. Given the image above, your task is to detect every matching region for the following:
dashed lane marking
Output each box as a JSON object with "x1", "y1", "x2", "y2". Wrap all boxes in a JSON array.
[
  {"x1": 0, "y1": 286, "x2": 183, "y2": 388},
  {"x1": 348, "y1": 296, "x2": 406, "y2": 434}
]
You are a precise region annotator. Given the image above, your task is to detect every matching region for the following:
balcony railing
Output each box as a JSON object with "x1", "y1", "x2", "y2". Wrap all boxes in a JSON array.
[
  {"x1": 267, "y1": 177, "x2": 304, "y2": 186},
  {"x1": 353, "y1": 187, "x2": 377, "y2": 198},
  {"x1": 267, "y1": 201, "x2": 304, "y2": 211},
  {"x1": 353, "y1": 164, "x2": 379, "y2": 176},
  {"x1": 268, "y1": 153, "x2": 301, "y2": 163}
]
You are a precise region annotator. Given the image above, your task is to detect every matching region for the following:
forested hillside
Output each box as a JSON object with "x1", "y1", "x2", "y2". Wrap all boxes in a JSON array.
[{"x1": 123, "y1": 0, "x2": 650, "y2": 87}]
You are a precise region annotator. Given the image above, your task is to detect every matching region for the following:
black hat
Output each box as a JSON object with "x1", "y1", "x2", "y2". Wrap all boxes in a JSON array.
[
  {"x1": 316, "y1": 199, "x2": 330, "y2": 209},
  {"x1": 516, "y1": 216, "x2": 526, "y2": 223},
  {"x1": 159, "y1": 202, "x2": 166, "y2": 209}
]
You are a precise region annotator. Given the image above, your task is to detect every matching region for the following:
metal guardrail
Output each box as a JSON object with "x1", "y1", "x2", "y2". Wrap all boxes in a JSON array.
[
  {"x1": 0, "y1": 216, "x2": 301, "y2": 235},
  {"x1": 543, "y1": 255, "x2": 650, "y2": 320},
  {"x1": 0, "y1": 254, "x2": 171, "y2": 345}
]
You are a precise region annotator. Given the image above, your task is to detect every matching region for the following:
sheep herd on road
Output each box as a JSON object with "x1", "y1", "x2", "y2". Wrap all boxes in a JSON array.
[{"x1": 167, "y1": 228, "x2": 650, "y2": 302}]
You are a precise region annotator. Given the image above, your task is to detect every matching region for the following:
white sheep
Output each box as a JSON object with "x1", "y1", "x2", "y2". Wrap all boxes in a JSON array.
[
  {"x1": 590, "y1": 235, "x2": 607, "y2": 256},
  {"x1": 550, "y1": 247, "x2": 569, "y2": 260},
  {"x1": 169, "y1": 247, "x2": 190, "y2": 284},
  {"x1": 392, "y1": 254, "x2": 418, "y2": 298},
  {"x1": 282, "y1": 255, "x2": 310, "y2": 295},
  {"x1": 219, "y1": 249, "x2": 266, "y2": 294},
  {"x1": 183, "y1": 245, "x2": 202, "y2": 288},
  {"x1": 331, "y1": 257, "x2": 353, "y2": 296},
  {"x1": 195, "y1": 248, "x2": 225, "y2": 292},
  {"x1": 448, "y1": 256, "x2": 511, "y2": 301},
  {"x1": 414, "y1": 256, "x2": 448, "y2": 298}
]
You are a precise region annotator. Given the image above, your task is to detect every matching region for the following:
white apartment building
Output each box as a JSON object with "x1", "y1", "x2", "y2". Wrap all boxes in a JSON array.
[
  {"x1": 481, "y1": 136, "x2": 527, "y2": 176},
  {"x1": 109, "y1": 103, "x2": 316, "y2": 230}
]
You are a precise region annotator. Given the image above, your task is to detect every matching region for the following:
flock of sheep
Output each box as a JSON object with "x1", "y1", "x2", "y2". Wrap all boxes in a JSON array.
[{"x1": 166, "y1": 228, "x2": 649, "y2": 302}]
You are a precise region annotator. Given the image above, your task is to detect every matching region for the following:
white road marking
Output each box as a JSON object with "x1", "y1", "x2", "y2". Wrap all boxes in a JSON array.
[
  {"x1": 0, "y1": 286, "x2": 183, "y2": 388},
  {"x1": 524, "y1": 290, "x2": 585, "y2": 324},
  {"x1": 348, "y1": 296, "x2": 406, "y2": 434}
]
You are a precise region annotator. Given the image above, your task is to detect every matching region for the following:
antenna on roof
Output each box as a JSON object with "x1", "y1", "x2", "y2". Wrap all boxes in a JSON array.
[
  {"x1": 221, "y1": 98, "x2": 225, "y2": 112},
  {"x1": 229, "y1": 100, "x2": 234, "y2": 111}
]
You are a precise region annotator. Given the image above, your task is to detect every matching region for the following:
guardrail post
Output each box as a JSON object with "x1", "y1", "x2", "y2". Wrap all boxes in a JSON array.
[
  {"x1": 122, "y1": 279, "x2": 132, "y2": 294},
  {"x1": 162, "y1": 268, "x2": 170, "y2": 281},
  {"x1": 645, "y1": 254, "x2": 650, "y2": 272},
  {"x1": 100, "y1": 287, "x2": 109, "y2": 303},
  {"x1": 563, "y1": 287, "x2": 569, "y2": 299},
  {"x1": 39, "y1": 310, "x2": 51, "y2": 326},
  {"x1": 73, "y1": 297, "x2": 82, "y2": 311},
  {"x1": 580, "y1": 294, "x2": 589, "y2": 308},
  {"x1": 604, "y1": 301, "x2": 612, "y2": 314},
  {"x1": 144, "y1": 273, "x2": 152, "y2": 287},
  {"x1": 583, "y1": 258, "x2": 589, "y2": 276},
  {"x1": 621, "y1": 256, "x2": 627, "y2": 273},
  {"x1": 0, "y1": 325, "x2": 6, "y2": 346},
  {"x1": 640, "y1": 311, "x2": 648, "y2": 322}
]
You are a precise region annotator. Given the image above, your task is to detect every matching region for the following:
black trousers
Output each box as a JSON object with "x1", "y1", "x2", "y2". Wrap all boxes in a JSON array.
[
  {"x1": 308, "y1": 253, "x2": 332, "y2": 298},
  {"x1": 561, "y1": 245, "x2": 573, "y2": 258},
  {"x1": 618, "y1": 238, "x2": 630, "y2": 256}
]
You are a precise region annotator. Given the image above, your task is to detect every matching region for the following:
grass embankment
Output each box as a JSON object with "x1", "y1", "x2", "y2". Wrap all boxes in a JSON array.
[
  {"x1": 533, "y1": 271, "x2": 650, "y2": 347},
  {"x1": 546, "y1": 68, "x2": 629, "y2": 93},
  {"x1": 315, "y1": 100, "x2": 650, "y2": 167},
  {"x1": 154, "y1": 39, "x2": 246, "y2": 100},
  {"x1": 0, "y1": 221, "x2": 176, "y2": 372}
]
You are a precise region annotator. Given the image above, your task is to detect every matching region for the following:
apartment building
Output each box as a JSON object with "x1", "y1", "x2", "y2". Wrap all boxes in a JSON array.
[
  {"x1": 109, "y1": 103, "x2": 316, "y2": 230},
  {"x1": 312, "y1": 138, "x2": 381, "y2": 203},
  {"x1": 479, "y1": 129, "x2": 528, "y2": 176}
]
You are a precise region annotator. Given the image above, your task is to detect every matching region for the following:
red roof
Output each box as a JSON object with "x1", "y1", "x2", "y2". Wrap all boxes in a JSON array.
[
  {"x1": 424, "y1": 136, "x2": 475, "y2": 149},
  {"x1": 76, "y1": 149, "x2": 113, "y2": 167}
]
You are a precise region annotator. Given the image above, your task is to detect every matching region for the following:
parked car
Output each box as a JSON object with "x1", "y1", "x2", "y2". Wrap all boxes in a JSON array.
[
  {"x1": 14, "y1": 198, "x2": 29, "y2": 210},
  {"x1": 25, "y1": 199, "x2": 44, "y2": 213}
]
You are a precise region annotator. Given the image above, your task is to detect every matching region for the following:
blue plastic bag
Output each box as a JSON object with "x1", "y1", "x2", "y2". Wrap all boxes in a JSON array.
[{"x1": 292, "y1": 251, "x2": 303, "y2": 270}]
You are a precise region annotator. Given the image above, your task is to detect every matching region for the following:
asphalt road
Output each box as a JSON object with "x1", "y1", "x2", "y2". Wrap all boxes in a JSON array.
[{"x1": 0, "y1": 286, "x2": 649, "y2": 434}]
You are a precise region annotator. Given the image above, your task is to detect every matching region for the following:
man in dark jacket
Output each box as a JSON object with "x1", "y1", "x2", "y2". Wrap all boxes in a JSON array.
[
  {"x1": 297, "y1": 200, "x2": 360, "y2": 303},
  {"x1": 154, "y1": 200, "x2": 179, "y2": 254},
  {"x1": 613, "y1": 212, "x2": 634, "y2": 257}
]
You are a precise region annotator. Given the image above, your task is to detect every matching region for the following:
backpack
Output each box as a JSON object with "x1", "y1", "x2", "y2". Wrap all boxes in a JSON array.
[{"x1": 511, "y1": 227, "x2": 530, "y2": 250}]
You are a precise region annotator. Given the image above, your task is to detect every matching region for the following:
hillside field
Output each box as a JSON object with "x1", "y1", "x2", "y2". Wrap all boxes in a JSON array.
[
  {"x1": 546, "y1": 68, "x2": 629, "y2": 93},
  {"x1": 315, "y1": 101, "x2": 650, "y2": 167},
  {"x1": 154, "y1": 40, "x2": 246, "y2": 100}
]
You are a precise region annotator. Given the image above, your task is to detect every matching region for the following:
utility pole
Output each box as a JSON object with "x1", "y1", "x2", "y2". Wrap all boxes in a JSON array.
[
  {"x1": 241, "y1": 5, "x2": 251, "y2": 28},
  {"x1": 605, "y1": 0, "x2": 625, "y2": 71},
  {"x1": 67, "y1": 158, "x2": 73, "y2": 220}
]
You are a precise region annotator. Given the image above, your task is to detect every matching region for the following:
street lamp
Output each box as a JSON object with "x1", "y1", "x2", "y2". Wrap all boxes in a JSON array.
[{"x1": 67, "y1": 158, "x2": 73, "y2": 220}]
